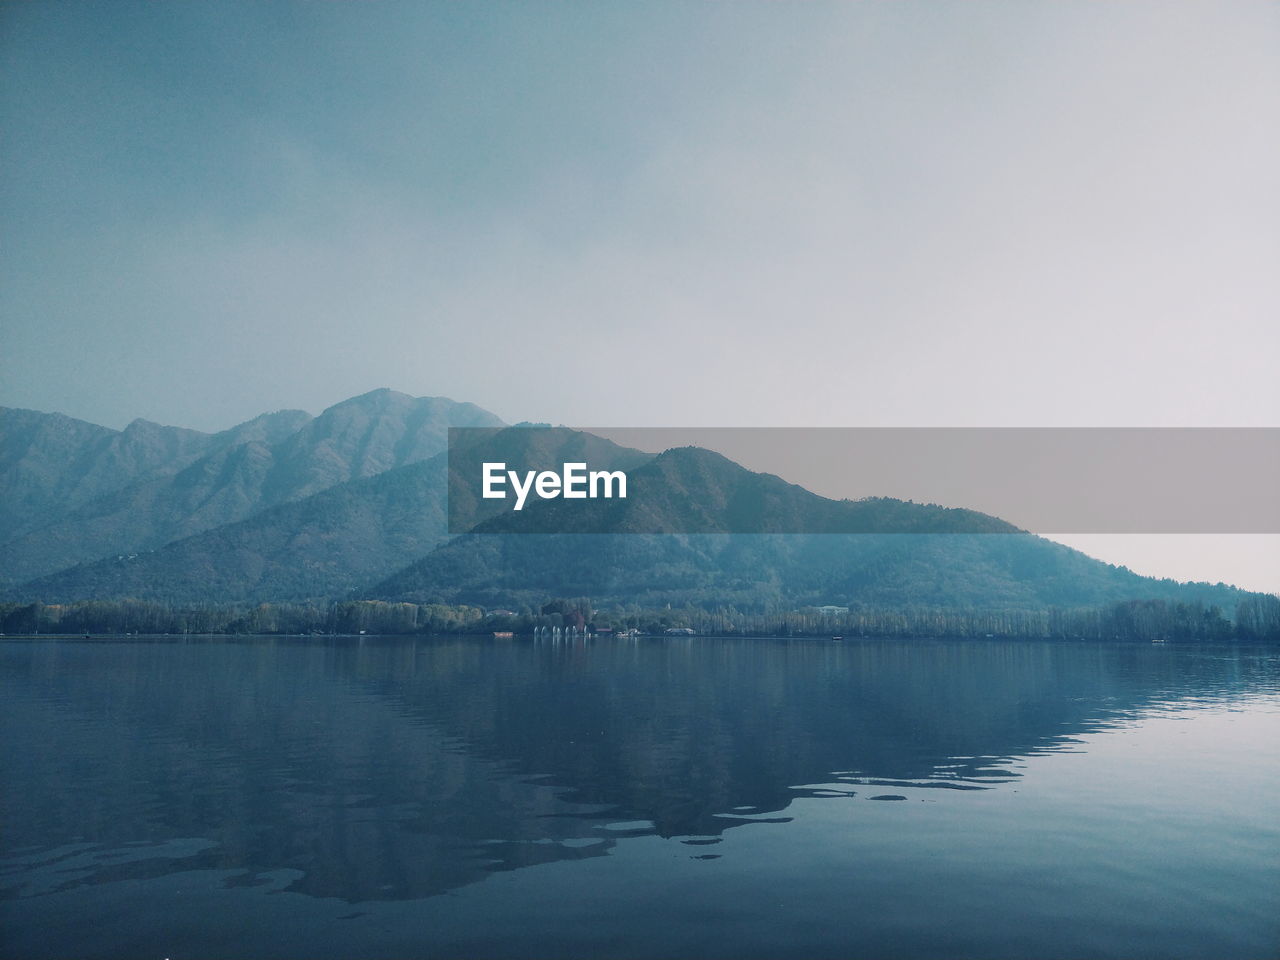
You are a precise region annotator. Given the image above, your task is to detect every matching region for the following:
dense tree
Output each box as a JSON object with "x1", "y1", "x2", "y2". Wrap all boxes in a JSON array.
[{"x1": 2, "y1": 596, "x2": 1274, "y2": 642}]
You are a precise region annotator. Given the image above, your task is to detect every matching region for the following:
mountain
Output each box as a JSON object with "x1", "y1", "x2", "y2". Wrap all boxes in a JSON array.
[
  {"x1": 14, "y1": 459, "x2": 452, "y2": 602},
  {"x1": 371, "y1": 444, "x2": 1252, "y2": 612},
  {"x1": 216, "y1": 409, "x2": 318, "y2": 447},
  {"x1": 0, "y1": 390, "x2": 502, "y2": 587},
  {"x1": 0, "y1": 406, "x2": 312, "y2": 543},
  {"x1": 258, "y1": 388, "x2": 500, "y2": 502},
  {"x1": 10, "y1": 424, "x2": 648, "y2": 603},
  {"x1": 4, "y1": 411, "x2": 1262, "y2": 616},
  {"x1": 2, "y1": 408, "x2": 207, "y2": 542}
]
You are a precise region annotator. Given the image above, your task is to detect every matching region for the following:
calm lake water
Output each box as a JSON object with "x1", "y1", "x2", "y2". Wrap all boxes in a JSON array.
[{"x1": 2, "y1": 636, "x2": 1278, "y2": 959}]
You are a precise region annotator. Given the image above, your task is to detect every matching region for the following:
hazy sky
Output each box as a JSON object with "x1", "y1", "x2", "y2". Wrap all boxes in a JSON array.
[{"x1": 2, "y1": 2, "x2": 1277, "y2": 589}]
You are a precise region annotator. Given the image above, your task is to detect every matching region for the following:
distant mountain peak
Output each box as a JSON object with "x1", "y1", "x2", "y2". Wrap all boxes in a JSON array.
[
  {"x1": 245, "y1": 407, "x2": 312, "y2": 423},
  {"x1": 652, "y1": 445, "x2": 744, "y2": 471},
  {"x1": 215, "y1": 409, "x2": 314, "y2": 447},
  {"x1": 330, "y1": 387, "x2": 417, "y2": 408},
  {"x1": 121, "y1": 417, "x2": 199, "y2": 436},
  {"x1": 316, "y1": 388, "x2": 482, "y2": 420},
  {"x1": 352, "y1": 386, "x2": 409, "y2": 400}
]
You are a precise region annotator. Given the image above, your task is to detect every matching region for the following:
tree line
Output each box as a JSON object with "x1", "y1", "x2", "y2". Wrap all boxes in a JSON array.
[{"x1": 2, "y1": 594, "x2": 1277, "y2": 642}]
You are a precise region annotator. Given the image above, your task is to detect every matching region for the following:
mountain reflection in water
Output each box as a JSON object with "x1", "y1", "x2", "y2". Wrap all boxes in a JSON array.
[{"x1": 4, "y1": 636, "x2": 1275, "y2": 909}]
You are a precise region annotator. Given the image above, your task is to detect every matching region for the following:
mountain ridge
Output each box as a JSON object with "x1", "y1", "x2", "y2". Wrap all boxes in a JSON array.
[
  {"x1": 370, "y1": 435, "x2": 1258, "y2": 612},
  {"x1": 0, "y1": 391, "x2": 503, "y2": 586},
  {"x1": 9, "y1": 424, "x2": 654, "y2": 603},
  {"x1": 3, "y1": 405, "x2": 1273, "y2": 615}
]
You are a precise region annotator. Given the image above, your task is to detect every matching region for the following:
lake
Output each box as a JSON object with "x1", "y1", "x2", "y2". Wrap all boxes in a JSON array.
[{"x1": 2, "y1": 636, "x2": 1277, "y2": 959}]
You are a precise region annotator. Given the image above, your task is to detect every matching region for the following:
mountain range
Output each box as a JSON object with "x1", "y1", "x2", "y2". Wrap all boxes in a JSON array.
[
  {"x1": 1, "y1": 389, "x2": 500, "y2": 593},
  {"x1": 0, "y1": 390, "x2": 1264, "y2": 615}
]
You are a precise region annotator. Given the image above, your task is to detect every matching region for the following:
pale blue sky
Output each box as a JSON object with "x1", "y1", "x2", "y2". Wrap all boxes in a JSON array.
[{"x1": 2, "y1": 1, "x2": 1277, "y2": 588}]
